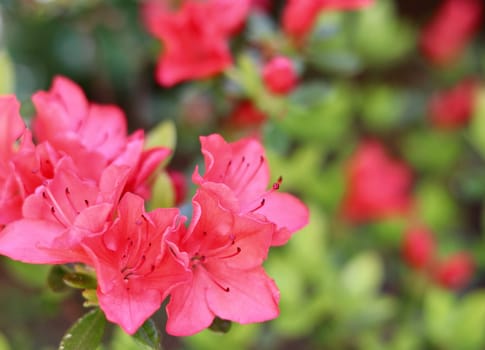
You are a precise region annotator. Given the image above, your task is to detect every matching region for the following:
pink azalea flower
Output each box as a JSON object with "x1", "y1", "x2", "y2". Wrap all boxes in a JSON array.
[
  {"x1": 0, "y1": 160, "x2": 130, "y2": 264},
  {"x1": 32, "y1": 76, "x2": 171, "y2": 198},
  {"x1": 0, "y1": 95, "x2": 28, "y2": 225},
  {"x1": 165, "y1": 188, "x2": 279, "y2": 336},
  {"x1": 341, "y1": 141, "x2": 413, "y2": 223},
  {"x1": 282, "y1": 0, "x2": 373, "y2": 41},
  {"x1": 142, "y1": 0, "x2": 250, "y2": 86},
  {"x1": 82, "y1": 193, "x2": 191, "y2": 334},
  {"x1": 193, "y1": 134, "x2": 309, "y2": 246},
  {"x1": 0, "y1": 96, "x2": 50, "y2": 225},
  {"x1": 428, "y1": 79, "x2": 477, "y2": 129},
  {"x1": 262, "y1": 56, "x2": 298, "y2": 95},
  {"x1": 420, "y1": 0, "x2": 483, "y2": 66}
]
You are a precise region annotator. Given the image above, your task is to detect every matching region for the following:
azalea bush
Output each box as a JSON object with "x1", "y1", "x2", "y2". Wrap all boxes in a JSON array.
[{"x1": 2, "y1": 0, "x2": 485, "y2": 349}]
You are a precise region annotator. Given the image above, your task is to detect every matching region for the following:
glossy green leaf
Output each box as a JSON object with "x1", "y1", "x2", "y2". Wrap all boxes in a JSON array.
[
  {"x1": 133, "y1": 318, "x2": 162, "y2": 350},
  {"x1": 58, "y1": 308, "x2": 106, "y2": 350}
]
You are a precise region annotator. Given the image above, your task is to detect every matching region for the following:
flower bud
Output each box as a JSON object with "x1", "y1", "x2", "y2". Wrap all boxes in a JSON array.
[
  {"x1": 262, "y1": 56, "x2": 298, "y2": 95},
  {"x1": 401, "y1": 227, "x2": 435, "y2": 270},
  {"x1": 433, "y1": 252, "x2": 474, "y2": 290}
]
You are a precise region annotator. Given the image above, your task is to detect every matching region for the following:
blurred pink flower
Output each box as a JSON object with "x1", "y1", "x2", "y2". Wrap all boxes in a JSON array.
[
  {"x1": 227, "y1": 100, "x2": 267, "y2": 128},
  {"x1": 262, "y1": 56, "x2": 298, "y2": 95},
  {"x1": 82, "y1": 193, "x2": 190, "y2": 334},
  {"x1": 193, "y1": 134, "x2": 309, "y2": 246},
  {"x1": 428, "y1": 79, "x2": 477, "y2": 129},
  {"x1": 433, "y1": 252, "x2": 475, "y2": 290},
  {"x1": 420, "y1": 0, "x2": 483, "y2": 65},
  {"x1": 142, "y1": 0, "x2": 250, "y2": 86},
  {"x1": 401, "y1": 226, "x2": 436, "y2": 270},
  {"x1": 282, "y1": 0, "x2": 373, "y2": 41},
  {"x1": 342, "y1": 141, "x2": 413, "y2": 223},
  {"x1": 165, "y1": 188, "x2": 279, "y2": 336}
]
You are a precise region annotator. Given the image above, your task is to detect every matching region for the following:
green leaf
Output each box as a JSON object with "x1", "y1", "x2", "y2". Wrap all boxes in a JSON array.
[
  {"x1": 145, "y1": 120, "x2": 177, "y2": 153},
  {"x1": 0, "y1": 332, "x2": 11, "y2": 350},
  {"x1": 133, "y1": 318, "x2": 162, "y2": 350},
  {"x1": 340, "y1": 252, "x2": 383, "y2": 298},
  {"x1": 59, "y1": 309, "x2": 106, "y2": 350},
  {"x1": 470, "y1": 87, "x2": 485, "y2": 159},
  {"x1": 0, "y1": 50, "x2": 15, "y2": 94},
  {"x1": 147, "y1": 171, "x2": 175, "y2": 210},
  {"x1": 47, "y1": 265, "x2": 72, "y2": 292},
  {"x1": 63, "y1": 272, "x2": 97, "y2": 289},
  {"x1": 208, "y1": 317, "x2": 232, "y2": 334}
]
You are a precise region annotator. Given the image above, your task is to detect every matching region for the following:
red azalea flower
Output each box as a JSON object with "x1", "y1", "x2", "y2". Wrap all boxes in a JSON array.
[
  {"x1": 262, "y1": 56, "x2": 298, "y2": 95},
  {"x1": 282, "y1": 0, "x2": 373, "y2": 40},
  {"x1": 428, "y1": 79, "x2": 477, "y2": 129},
  {"x1": 0, "y1": 161, "x2": 130, "y2": 264},
  {"x1": 142, "y1": 0, "x2": 250, "y2": 86},
  {"x1": 165, "y1": 188, "x2": 279, "y2": 336},
  {"x1": 193, "y1": 134, "x2": 309, "y2": 246},
  {"x1": 82, "y1": 193, "x2": 190, "y2": 334},
  {"x1": 420, "y1": 0, "x2": 483, "y2": 66},
  {"x1": 0, "y1": 96, "x2": 30, "y2": 224},
  {"x1": 32, "y1": 76, "x2": 171, "y2": 198},
  {"x1": 342, "y1": 141, "x2": 413, "y2": 223},
  {"x1": 401, "y1": 226, "x2": 435, "y2": 270},
  {"x1": 433, "y1": 252, "x2": 474, "y2": 290},
  {"x1": 227, "y1": 100, "x2": 267, "y2": 128}
]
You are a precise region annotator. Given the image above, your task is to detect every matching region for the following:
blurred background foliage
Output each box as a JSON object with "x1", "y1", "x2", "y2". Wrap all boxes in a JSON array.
[{"x1": 2, "y1": 0, "x2": 485, "y2": 349}]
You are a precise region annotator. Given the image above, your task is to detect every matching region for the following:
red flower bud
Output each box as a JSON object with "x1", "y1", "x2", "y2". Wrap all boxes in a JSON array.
[
  {"x1": 401, "y1": 227, "x2": 435, "y2": 270},
  {"x1": 428, "y1": 79, "x2": 477, "y2": 129},
  {"x1": 262, "y1": 56, "x2": 298, "y2": 95},
  {"x1": 420, "y1": 0, "x2": 483, "y2": 66},
  {"x1": 433, "y1": 252, "x2": 474, "y2": 290}
]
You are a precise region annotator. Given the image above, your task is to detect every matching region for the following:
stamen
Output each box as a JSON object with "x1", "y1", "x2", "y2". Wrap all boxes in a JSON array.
[
  {"x1": 43, "y1": 187, "x2": 72, "y2": 227},
  {"x1": 218, "y1": 247, "x2": 242, "y2": 260},
  {"x1": 65, "y1": 187, "x2": 80, "y2": 214},
  {"x1": 250, "y1": 199, "x2": 265, "y2": 213}
]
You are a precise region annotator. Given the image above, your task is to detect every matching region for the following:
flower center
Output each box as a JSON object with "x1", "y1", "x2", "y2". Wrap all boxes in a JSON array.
[
  {"x1": 42, "y1": 186, "x2": 90, "y2": 227},
  {"x1": 190, "y1": 232, "x2": 242, "y2": 293}
]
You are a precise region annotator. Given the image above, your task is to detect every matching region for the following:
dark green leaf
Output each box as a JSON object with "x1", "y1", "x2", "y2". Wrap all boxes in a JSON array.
[
  {"x1": 63, "y1": 272, "x2": 97, "y2": 290},
  {"x1": 59, "y1": 309, "x2": 106, "y2": 350},
  {"x1": 133, "y1": 318, "x2": 161, "y2": 350},
  {"x1": 47, "y1": 265, "x2": 72, "y2": 292},
  {"x1": 209, "y1": 317, "x2": 232, "y2": 334}
]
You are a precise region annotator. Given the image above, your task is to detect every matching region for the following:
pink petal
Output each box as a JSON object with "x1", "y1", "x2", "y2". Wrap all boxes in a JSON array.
[
  {"x1": 255, "y1": 191, "x2": 310, "y2": 246},
  {"x1": 78, "y1": 104, "x2": 127, "y2": 160},
  {"x1": 0, "y1": 95, "x2": 24, "y2": 160},
  {"x1": 0, "y1": 219, "x2": 68, "y2": 264},
  {"x1": 205, "y1": 265, "x2": 280, "y2": 324},
  {"x1": 165, "y1": 273, "x2": 215, "y2": 336},
  {"x1": 97, "y1": 284, "x2": 162, "y2": 335},
  {"x1": 196, "y1": 134, "x2": 269, "y2": 205}
]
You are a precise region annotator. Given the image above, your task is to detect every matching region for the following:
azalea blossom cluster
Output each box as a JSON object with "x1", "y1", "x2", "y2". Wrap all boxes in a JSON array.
[
  {"x1": 141, "y1": 0, "x2": 373, "y2": 86},
  {"x1": 0, "y1": 76, "x2": 309, "y2": 335},
  {"x1": 341, "y1": 141, "x2": 475, "y2": 290}
]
